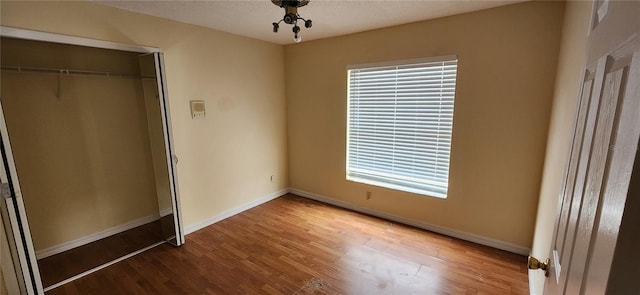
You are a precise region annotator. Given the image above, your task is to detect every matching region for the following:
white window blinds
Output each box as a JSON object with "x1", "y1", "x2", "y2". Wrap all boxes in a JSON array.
[{"x1": 347, "y1": 56, "x2": 457, "y2": 198}]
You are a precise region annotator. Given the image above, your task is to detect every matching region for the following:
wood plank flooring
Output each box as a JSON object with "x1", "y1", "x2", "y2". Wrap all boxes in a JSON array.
[
  {"x1": 39, "y1": 221, "x2": 163, "y2": 288},
  {"x1": 47, "y1": 194, "x2": 528, "y2": 294}
]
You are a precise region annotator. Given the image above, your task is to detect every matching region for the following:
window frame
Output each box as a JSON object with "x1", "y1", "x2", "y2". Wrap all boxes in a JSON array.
[{"x1": 346, "y1": 55, "x2": 458, "y2": 199}]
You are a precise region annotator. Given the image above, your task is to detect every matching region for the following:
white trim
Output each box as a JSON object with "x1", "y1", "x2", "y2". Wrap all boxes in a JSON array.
[
  {"x1": 529, "y1": 269, "x2": 545, "y2": 295},
  {"x1": 1, "y1": 97, "x2": 43, "y2": 294},
  {"x1": 0, "y1": 26, "x2": 160, "y2": 53},
  {"x1": 15, "y1": 198, "x2": 43, "y2": 292},
  {"x1": 43, "y1": 241, "x2": 164, "y2": 292},
  {"x1": 0, "y1": 209, "x2": 21, "y2": 295},
  {"x1": 289, "y1": 188, "x2": 531, "y2": 256},
  {"x1": 346, "y1": 176, "x2": 447, "y2": 199},
  {"x1": 153, "y1": 52, "x2": 185, "y2": 246},
  {"x1": 35, "y1": 214, "x2": 160, "y2": 259},
  {"x1": 346, "y1": 54, "x2": 457, "y2": 70},
  {"x1": 184, "y1": 188, "x2": 289, "y2": 235},
  {"x1": 5, "y1": 199, "x2": 35, "y2": 294}
]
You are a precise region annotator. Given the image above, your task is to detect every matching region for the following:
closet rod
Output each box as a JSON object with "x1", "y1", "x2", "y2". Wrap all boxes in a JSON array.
[{"x1": 1, "y1": 66, "x2": 156, "y2": 79}]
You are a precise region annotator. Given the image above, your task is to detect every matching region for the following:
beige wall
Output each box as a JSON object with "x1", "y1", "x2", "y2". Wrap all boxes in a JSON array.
[
  {"x1": 285, "y1": 1, "x2": 564, "y2": 249},
  {"x1": 0, "y1": 1, "x2": 288, "y2": 231},
  {"x1": 0, "y1": 0, "x2": 575, "y2": 254},
  {"x1": 528, "y1": 1, "x2": 591, "y2": 292}
]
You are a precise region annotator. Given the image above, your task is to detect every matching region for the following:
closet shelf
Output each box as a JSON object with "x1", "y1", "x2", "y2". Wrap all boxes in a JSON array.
[{"x1": 1, "y1": 65, "x2": 155, "y2": 79}]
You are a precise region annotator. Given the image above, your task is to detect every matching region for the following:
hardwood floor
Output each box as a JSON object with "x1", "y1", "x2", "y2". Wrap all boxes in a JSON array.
[
  {"x1": 47, "y1": 194, "x2": 528, "y2": 294},
  {"x1": 39, "y1": 220, "x2": 163, "y2": 288}
]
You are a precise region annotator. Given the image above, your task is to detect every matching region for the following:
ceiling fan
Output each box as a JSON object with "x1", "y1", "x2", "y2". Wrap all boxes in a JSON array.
[{"x1": 271, "y1": 0, "x2": 313, "y2": 43}]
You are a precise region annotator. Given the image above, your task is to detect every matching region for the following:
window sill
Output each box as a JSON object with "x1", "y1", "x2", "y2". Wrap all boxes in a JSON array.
[{"x1": 346, "y1": 176, "x2": 447, "y2": 199}]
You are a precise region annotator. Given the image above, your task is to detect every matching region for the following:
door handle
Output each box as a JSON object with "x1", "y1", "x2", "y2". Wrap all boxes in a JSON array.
[{"x1": 528, "y1": 256, "x2": 550, "y2": 277}]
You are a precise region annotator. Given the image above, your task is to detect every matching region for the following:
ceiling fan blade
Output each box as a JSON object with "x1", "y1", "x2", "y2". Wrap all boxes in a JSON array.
[{"x1": 298, "y1": 0, "x2": 311, "y2": 7}]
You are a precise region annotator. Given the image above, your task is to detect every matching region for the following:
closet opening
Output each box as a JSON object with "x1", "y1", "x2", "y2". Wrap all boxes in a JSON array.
[{"x1": 0, "y1": 28, "x2": 184, "y2": 294}]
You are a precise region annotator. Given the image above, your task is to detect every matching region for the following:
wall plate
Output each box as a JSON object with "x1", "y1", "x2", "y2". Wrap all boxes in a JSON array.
[{"x1": 190, "y1": 100, "x2": 206, "y2": 119}]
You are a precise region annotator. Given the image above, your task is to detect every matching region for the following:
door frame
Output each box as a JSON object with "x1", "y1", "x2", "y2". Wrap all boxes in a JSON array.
[
  {"x1": 0, "y1": 102, "x2": 43, "y2": 294},
  {"x1": 152, "y1": 52, "x2": 185, "y2": 246},
  {"x1": 0, "y1": 27, "x2": 159, "y2": 54},
  {"x1": 0, "y1": 26, "x2": 185, "y2": 293}
]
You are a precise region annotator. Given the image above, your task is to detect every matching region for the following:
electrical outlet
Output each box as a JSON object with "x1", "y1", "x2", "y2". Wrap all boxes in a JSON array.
[{"x1": 366, "y1": 191, "x2": 372, "y2": 200}]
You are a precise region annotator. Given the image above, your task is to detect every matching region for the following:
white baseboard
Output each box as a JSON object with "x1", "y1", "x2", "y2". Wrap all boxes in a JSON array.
[
  {"x1": 159, "y1": 207, "x2": 173, "y2": 218},
  {"x1": 35, "y1": 214, "x2": 160, "y2": 259},
  {"x1": 289, "y1": 188, "x2": 531, "y2": 256},
  {"x1": 184, "y1": 188, "x2": 289, "y2": 235}
]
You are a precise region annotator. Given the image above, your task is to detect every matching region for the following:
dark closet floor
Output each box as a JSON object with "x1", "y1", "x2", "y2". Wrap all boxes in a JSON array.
[{"x1": 38, "y1": 220, "x2": 163, "y2": 288}]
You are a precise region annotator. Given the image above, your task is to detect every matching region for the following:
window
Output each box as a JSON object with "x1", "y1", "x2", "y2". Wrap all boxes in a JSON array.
[{"x1": 346, "y1": 56, "x2": 457, "y2": 198}]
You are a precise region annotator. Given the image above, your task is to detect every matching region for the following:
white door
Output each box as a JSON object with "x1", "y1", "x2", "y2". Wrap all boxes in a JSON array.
[
  {"x1": 139, "y1": 52, "x2": 185, "y2": 246},
  {"x1": 0, "y1": 100, "x2": 44, "y2": 294},
  {"x1": 544, "y1": 40, "x2": 640, "y2": 293}
]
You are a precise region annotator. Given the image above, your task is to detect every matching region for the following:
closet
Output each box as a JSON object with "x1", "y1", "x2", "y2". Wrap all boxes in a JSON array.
[{"x1": 0, "y1": 29, "x2": 183, "y2": 294}]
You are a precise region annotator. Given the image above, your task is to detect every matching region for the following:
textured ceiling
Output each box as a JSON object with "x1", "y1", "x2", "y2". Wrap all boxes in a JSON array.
[{"x1": 95, "y1": 0, "x2": 527, "y2": 45}]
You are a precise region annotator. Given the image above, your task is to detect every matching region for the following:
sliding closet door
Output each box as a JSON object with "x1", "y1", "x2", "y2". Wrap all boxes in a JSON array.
[
  {"x1": 138, "y1": 53, "x2": 184, "y2": 246},
  {"x1": 0, "y1": 101, "x2": 43, "y2": 295}
]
